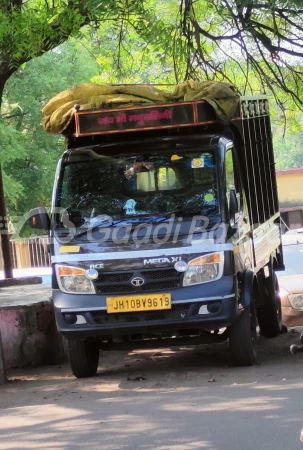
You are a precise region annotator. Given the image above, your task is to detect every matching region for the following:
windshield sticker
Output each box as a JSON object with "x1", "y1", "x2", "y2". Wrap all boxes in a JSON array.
[
  {"x1": 191, "y1": 158, "x2": 204, "y2": 168},
  {"x1": 171, "y1": 154, "x2": 183, "y2": 161},
  {"x1": 124, "y1": 199, "x2": 137, "y2": 215},
  {"x1": 204, "y1": 193, "x2": 214, "y2": 202},
  {"x1": 203, "y1": 153, "x2": 213, "y2": 167}
]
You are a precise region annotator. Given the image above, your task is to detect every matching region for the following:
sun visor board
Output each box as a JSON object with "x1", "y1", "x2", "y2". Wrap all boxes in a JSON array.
[
  {"x1": 74, "y1": 101, "x2": 217, "y2": 137},
  {"x1": 60, "y1": 245, "x2": 80, "y2": 253}
]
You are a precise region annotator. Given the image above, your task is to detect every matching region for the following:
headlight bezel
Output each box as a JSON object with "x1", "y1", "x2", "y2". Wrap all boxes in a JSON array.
[
  {"x1": 182, "y1": 252, "x2": 224, "y2": 287},
  {"x1": 55, "y1": 264, "x2": 96, "y2": 295},
  {"x1": 288, "y1": 293, "x2": 303, "y2": 310}
]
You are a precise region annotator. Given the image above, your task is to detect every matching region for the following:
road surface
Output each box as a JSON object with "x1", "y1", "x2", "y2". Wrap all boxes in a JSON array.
[{"x1": 0, "y1": 330, "x2": 303, "y2": 450}]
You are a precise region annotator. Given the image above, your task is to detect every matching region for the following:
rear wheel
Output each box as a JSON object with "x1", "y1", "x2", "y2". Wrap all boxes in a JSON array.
[
  {"x1": 257, "y1": 270, "x2": 282, "y2": 338},
  {"x1": 67, "y1": 339, "x2": 99, "y2": 378},
  {"x1": 230, "y1": 301, "x2": 258, "y2": 366}
]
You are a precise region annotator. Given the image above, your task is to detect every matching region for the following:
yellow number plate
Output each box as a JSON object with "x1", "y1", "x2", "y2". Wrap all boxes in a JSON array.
[{"x1": 106, "y1": 293, "x2": 171, "y2": 313}]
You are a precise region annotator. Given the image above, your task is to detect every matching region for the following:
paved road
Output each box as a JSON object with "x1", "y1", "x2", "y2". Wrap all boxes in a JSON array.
[{"x1": 0, "y1": 331, "x2": 303, "y2": 450}]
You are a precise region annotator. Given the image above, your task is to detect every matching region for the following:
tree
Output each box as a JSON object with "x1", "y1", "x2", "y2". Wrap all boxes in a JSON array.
[
  {"x1": 0, "y1": 0, "x2": 157, "y2": 110},
  {"x1": 3, "y1": 2, "x2": 303, "y2": 218},
  {"x1": 3, "y1": 1, "x2": 303, "y2": 110},
  {"x1": 2, "y1": 1, "x2": 303, "y2": 213},
  {"x1": 0, "y1": 119, "x2": 25, "y2": 206},
  {"x1": 2, "y1": 38, "x2": 101, "y2": 215},
  {"x1": 178, "y1": 0, "x2": 303, "y2": 110},
  {"x1": 0, "y1": 0, "x2": 155, "y2": 276}
]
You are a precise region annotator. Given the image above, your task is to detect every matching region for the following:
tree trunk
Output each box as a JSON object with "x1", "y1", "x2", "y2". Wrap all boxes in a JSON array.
[
  {"x1": 0, "y1": 69, "x2": 16, "y2": 279},
  {"x1": 0, "y1": 77, "x2": 6, "y2": 112},
  {"x1": 0, "y1": 67, "x2": 16, "y2": 111},
  {"x1": 0, "y1": 80, "x2": 4, "y2": 111},
  {"x1": 0, "y1": 72, "x2": 10, "y2": 111}
]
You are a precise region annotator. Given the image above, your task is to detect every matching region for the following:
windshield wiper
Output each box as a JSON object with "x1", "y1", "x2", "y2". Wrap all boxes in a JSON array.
[
  {"x1": 73, "y1": 215, "x2": 172, "y2": 238},
  {"x1": 74, "y1": 219, "x2": 128, "y2": 238},
  {"x1": 63, "y1": 208, "x2": 220, "y2": 240},
  {"x1": 165, "y1": 210, "x2": 204, "y2": 217}
]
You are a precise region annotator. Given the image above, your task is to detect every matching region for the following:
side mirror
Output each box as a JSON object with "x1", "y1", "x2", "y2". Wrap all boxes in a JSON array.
[
  {"x1": 28, "y1": 207, "x2": 50, "y2": 231},
  {"x1": 229, "y1": 189, "x2": 239, "y2": 218}
]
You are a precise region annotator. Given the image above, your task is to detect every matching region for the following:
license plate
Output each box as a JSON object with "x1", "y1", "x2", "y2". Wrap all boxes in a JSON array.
[{"x1": 106, "y1": 293, "x2": 171, "y2": 313}]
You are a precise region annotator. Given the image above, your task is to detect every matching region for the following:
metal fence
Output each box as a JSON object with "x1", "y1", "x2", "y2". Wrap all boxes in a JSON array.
[{"x1": 0, "y1": 236, "x2": 51, "y2": 270}]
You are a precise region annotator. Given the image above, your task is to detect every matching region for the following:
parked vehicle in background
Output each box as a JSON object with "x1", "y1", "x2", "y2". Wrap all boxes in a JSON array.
[{"x1": 279, "y1": 228, "x2": 303, "y2": 327}]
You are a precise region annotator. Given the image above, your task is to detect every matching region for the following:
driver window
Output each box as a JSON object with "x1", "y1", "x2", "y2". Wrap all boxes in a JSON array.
[
  {"x1": 225, "y1": 148, "x2": 242, "y2": 212},
  {"x1": 225, "y1": 149, "x2": 236, "y2": 210}
]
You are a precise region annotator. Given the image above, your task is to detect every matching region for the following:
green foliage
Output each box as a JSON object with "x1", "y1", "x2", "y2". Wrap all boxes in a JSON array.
[
  {"x1": 2, "y1": 38, "x2": 101, "y2": 215},
  {"x1": 178, "y1": 1, "x2": 303, "y2": 108},
  {"x1": 0, "y1": 0, "x2": 117, "y2": 71},
  {"x1": 1, "y1": 0, "x2": 303, "y2": 220},
  {"x1": 0, "y1": 120, "x2": 25, "y2": 206},
  {"x1": 273, "y1": 132, "x2": 303, "y2": 170}
]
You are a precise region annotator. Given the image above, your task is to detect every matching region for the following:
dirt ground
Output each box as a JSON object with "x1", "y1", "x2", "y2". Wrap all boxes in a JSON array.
[{"x1": 1, "y1": 327, "x2": 303, "y2": 408}]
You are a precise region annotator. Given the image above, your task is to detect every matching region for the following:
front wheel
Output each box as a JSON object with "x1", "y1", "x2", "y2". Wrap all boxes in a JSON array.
[
  {"x1": 67, "y1": 339, "x2": 99, "y2": 378},
  {"x1": 229, "y1": 302, "x2": 258, "y2": 366}
]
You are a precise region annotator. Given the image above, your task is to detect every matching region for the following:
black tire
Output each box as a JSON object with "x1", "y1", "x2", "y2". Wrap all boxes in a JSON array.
[
  {"x1": 257, "y1": 271, "x2": 282, "y2": 338},
  {"x1": 230, "y1": 302, "x2": 258, "y2": 366},
  {"x1": 67, "y1": 339, "x2": 99, "y2": 378}
]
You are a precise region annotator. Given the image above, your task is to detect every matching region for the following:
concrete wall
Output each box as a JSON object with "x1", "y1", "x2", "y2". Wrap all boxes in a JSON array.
[
  {"x1": 0, "y1": 332, "x2": 5, "y2": 383},
  {"x1": 0, "y1": 301, "x2": 66, "y2": 369}
]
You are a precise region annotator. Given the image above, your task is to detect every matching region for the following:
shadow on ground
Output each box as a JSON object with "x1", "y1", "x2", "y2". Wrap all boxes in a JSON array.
[{"x1": 0, "y1": 330, "x2": 303, "y2": 449}]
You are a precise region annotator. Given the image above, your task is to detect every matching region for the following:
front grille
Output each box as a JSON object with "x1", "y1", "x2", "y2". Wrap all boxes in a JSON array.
[
  {"x1": 91, "y1": 304, "x2": 190, "y2": 325},
  {"x1": 97, "y1": 284, "x2": 135, "y2": 294},
  {"x1": 142, "y1": 269, "x2": 178, "y2": 280},
  {"x1": 94, "y1": 267, "x2": 183, "y2": 295},
  {"x1": 98, "y1": 272, "x2": 133, "y2": 283},
  {"x1": 142, "y1": 280, "x2": 180, "y2": 291}
]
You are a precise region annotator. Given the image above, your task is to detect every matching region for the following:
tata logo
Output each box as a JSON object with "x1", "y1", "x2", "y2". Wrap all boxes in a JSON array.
[
  {"x1": 89, "y1": 263, "x2": 104, "y2": 270},
  {"x1": 131, "y1": 277, "x2": 145, "y2": 287},
  {"x1": 143, "y1": 256, "x2": 182, "y2": 265}
]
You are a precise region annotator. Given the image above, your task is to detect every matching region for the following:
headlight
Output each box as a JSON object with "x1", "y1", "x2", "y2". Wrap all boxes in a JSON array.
[
  {"x1": 55, "y1": 265, "x2": 96, "y2": 294},
  {"x1": 288, "y1": 294, "x2": 303, "y2": 310},
  {"x1": 183, "y1": 252, "x2": 223, "y2": 287}
]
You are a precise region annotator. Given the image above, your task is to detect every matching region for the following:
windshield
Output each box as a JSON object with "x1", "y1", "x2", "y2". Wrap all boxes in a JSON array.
[
  {"x1": 55, "y1": 144, "x2": 219, "y2": 231},
  {"x1": 282, "y1": 243, "x2": 303, "y2": 276}
]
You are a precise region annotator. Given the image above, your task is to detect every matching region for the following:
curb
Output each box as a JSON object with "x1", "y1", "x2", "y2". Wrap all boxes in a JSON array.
[
  {"x1": 0, "y1": 300, "x2": 66, "y2": 370},
  {"x1": 0, "y1": 331, "x2": 6, "y2": 384}
]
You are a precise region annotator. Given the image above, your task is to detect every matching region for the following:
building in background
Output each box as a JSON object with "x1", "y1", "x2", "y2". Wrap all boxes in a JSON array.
[{"x1": 276, "y1": 168, "x2": 303, "y2": 230}]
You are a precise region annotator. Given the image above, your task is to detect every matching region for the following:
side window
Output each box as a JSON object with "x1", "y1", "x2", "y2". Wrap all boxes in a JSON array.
[
  {"x1": 225, "y1": 150, "x2": 235, "y2": 192},
  {"x1": 225, "y1": 148, "x2": 242, "y2": 213}
]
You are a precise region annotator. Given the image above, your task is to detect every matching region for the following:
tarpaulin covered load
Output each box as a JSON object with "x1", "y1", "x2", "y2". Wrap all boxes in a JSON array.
[{"x1": 42, "y1": 80, "x2": 239, "y2": 135}]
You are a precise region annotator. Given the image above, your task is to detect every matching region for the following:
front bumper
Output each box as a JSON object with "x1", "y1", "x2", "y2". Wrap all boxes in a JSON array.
[
  {"x1": 282, "y1": 305, "x2": 303, "y2": 327},
  {"x1": 53, "y1": 275, "x2": 237, "y2": 338}
]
